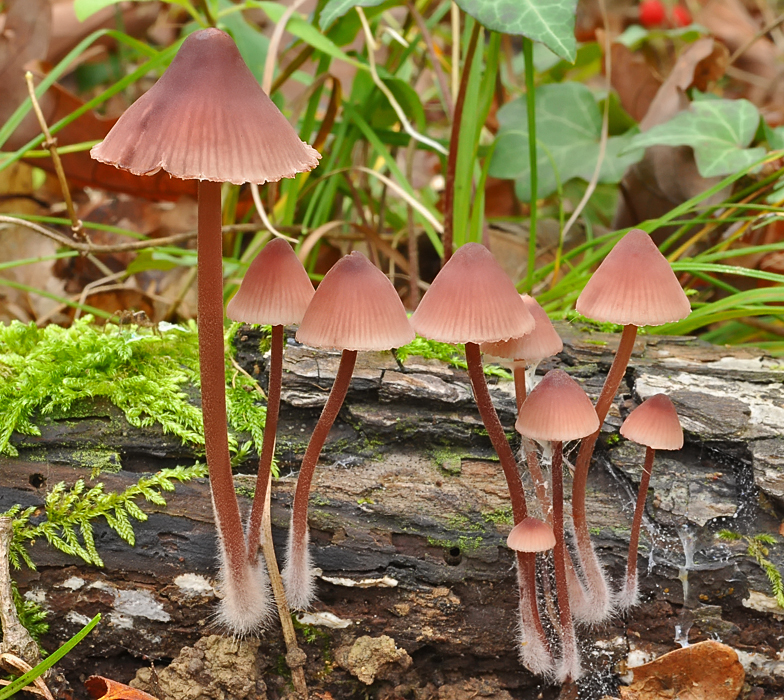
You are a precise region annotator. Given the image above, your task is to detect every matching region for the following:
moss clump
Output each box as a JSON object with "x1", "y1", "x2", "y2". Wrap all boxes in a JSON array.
[
  {"x1": 396, "y1": 336, "x2": 512, "y2": 380},
  {"x1": 428, "y1": 534, "x2": 485, "y2": 555},
  {"x1": 72, "y1": 448, "x2": 122, "y2": 477},
  {"x1": 481, "y1": 506, "x2": 513, "y2": 526}
]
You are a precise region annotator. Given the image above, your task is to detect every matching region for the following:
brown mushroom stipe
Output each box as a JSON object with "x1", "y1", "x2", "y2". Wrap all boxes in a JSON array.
[
  {"x1": 283, "y1": 252, "x2": 413, "y2": 610},
  {"x1": 569, "y1": 229, "x2": 690, "y2": 624},
  {"x1": 90, "y1": 28, "x2": 320, "y2": 635},
  {"x1": 517, "y1": 369, "x2": 600, "y2": 683},
  {"x1": 617, "y1": 394, "x2": 683, "y2": 609},
  {"x1": 412, "y1": 245, "x2": 553, "y2": 677}
]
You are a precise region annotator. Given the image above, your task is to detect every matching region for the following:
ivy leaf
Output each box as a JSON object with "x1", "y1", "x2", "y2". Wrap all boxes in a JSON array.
[
  {"x1": 626, "y1": 98, "x2": 765, "y2": 177},
  {"x1": 489, "y1": 82, "x2": 643, "y2": 202},
  {"x1": 454, "y1": 0, "x2": 577, "y2": 62},
  {"x1": 319, "y1": 0, "x2": 388, "y2": 30}
]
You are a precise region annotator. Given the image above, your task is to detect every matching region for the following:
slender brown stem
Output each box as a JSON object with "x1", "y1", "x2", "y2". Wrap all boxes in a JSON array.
[
  {"x1": 514, "y1": 367, "x2": 551, "y2": 520},
  {"x1": 570, "y1": 323, "x2": 637, "y2": 615},
  {"x1": 622, "y1": 447, "x2": 655, "y2": 606},
  {"x1": 198, "y1": 181, "x2": 247, "y2": 579},
  {"x1": 442, "y1": 22, "x2": 480, "y2": 264},
  {"x1": 247, "y1": 324, "x2": 284, "y2": 562},
  {"x1": 465, "y1": 343, "x2": 527, "y2": 521},
  {"x1": 290, "y1": 350, "x2": 358, "y2": 553},
  {"x1": 552, "y1": 442, "x2": 580, "y2": 681}
]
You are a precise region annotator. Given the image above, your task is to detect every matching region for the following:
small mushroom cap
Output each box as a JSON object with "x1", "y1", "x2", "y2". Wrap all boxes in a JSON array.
[
  {"x1": 620, "y1": 394, "x2": 683, "y2": 450},
  {"x1": 227, "y1": 239, "x2": 314, "y2": 326},
  {"x1": 507, "y1": 517, "x2": 556, "y2": 552},
  {"x1": 576, "y1": 229, "x2": 691, "y2": 327},
  {"x1": 516, "y1": 369, "x2": 599, "y2": 442},
  {"x1": 296, "y1": 252, "x2": 414, "y2": 351},
  {"x1": 480, "y1": 295, "x2": 563, "y2": 363},
  {"x1": 411, "y1": 243, "x2": 534, "y2": 344},
  {"x1": 91, "y1": 28, "x2": 320, "y2": 185}
]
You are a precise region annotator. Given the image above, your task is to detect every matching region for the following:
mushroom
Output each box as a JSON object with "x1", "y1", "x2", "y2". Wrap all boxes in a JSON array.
[
  {"x1": 516, "y1": 369, "x2": 600, "y2": 683},
  {"x1": 227, "y1": 238, "x2": 315, "y2": 564},
  {"x1": 617, "y1": 393, "x2": 683, "y2": 609},
  {"x1": 569, "y1": 229, "x2": 690, "y2": 622},
  {"x1": 90, "y1": 28, "x2": 320, "y2": 634},
  {"x1": 507, "y1": 517, "x2": 556, "y2": 552},
  {"x1": 283, "y1": 251, "x2": 413, "y2": 610},
  {"x1": 410, "y1": 244, "x2": 555, "y2": 676}
]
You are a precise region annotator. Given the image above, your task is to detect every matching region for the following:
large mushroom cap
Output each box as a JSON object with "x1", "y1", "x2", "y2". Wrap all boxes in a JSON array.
[
  {"x1": 620, "y1": 394, "x2": 683, "y2": 450},
  {"x1": 411, "y1": 243, "x2": 534, "y2": 344},
  {"x1": 516, "y1": 369, "x2": 599, "y2": 442},
  {"x1": 227, "y1": 239, "x2": 314, "y2": 326},
  {"x1": 576, "y1": 229, "x2": 690, "y2": 327},
  {"x1": 91, "y1": 28, "x2": 320, "y2": 185},
  {"x1": 481, "y1": 295, "x2": 563, "y2": 363},
  {"x1": 296, "y1": 252, "x2": 414, "y2": 352},
  {"x1": 507, "y1": 517, "x2": 556, "y2": 552}
]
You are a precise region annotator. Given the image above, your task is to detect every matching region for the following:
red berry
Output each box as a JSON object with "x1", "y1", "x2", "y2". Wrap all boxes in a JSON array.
[
  {"x1": 672, "y1": 5, "x2": 692, "y2": 26},
  {"x1": 639, "y1": 0, "x2": 666, "y2": 27}
]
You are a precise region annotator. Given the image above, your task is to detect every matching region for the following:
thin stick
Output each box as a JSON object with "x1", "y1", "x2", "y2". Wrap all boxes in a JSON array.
[
  {"x1": 284, "y1": 350, "x2": 358, "y2": 609},
  {"x1": 730, "y1": 12, "x2": 784, "y2": 64},
  {"x1": 24, "y1": 72, "x2": 84, "y2": 242},
  {"x1": 407, "y1": 0, "x2": 454, "y2": 117}
]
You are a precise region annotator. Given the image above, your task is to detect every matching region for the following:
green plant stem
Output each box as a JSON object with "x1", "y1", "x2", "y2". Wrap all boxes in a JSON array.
[
  {"x1": 523, "y1": 37, "x2": 537, "y2": 292},
  {"x1": 246, "y1": 324, "x2": 283, "y2": 562},
  {"x1": 442, "y1": 21, "x2": 480, "y2": 264},
  {"x1": 198, "y1": 181, "x2": 248, "y2": 582}
]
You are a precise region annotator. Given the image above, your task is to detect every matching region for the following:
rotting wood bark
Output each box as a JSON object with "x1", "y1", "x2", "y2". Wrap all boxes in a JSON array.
[{"x1": 2, "y1": 324, "x2": 784, "y2": 699}]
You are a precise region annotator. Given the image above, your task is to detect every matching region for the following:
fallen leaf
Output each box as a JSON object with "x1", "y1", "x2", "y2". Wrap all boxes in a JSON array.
[
  {"x1": 86, "y1": 676, "x2": 158, "y2": 700},
  {"x1": 620, "y1": 641, "x2": 744, "y2": 700},
  {"x1": 610, "y1": 42, "x2": 662, "y2": 124}
]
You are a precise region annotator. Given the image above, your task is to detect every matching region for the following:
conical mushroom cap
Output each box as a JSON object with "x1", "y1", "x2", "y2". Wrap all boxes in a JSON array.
[
  {"x1": 516, "y1": 369, "x2": 599, "y2": 442},
  {"x1": 481, "y1": 295, "x2": 563, "y2": 363},
  {"x1": 620, "y1": 394, "x2": 683, "y2": 450},
  {"x1": 91, "y1": 28, "x2": 320, "y2": 185},
  {"x1": 227, "y1": 239, "x2": 314, "y2": 326},
  {"x1": 296, "y1": 252, "x2": 414, "y2": 351},
  {"x1": 576, "y1": 229, "x2": 690, "y2": 327},
  {"x1": 411, "y1": 243, "x2": 534, "y2": 344},
  {"x1": 507, "y1": 517, "x2": 556, "y2": 552}
]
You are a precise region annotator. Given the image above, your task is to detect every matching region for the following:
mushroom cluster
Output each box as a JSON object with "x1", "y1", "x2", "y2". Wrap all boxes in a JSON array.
[{"x1": 89, "y1": 26, "x2": 692, "y2": 683}]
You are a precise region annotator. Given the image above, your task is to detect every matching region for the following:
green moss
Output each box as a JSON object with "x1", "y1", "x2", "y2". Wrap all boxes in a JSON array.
[
  {"x1": 482, "y1": 506, "x2": 514, "y2": 526},
  {"x1": 428, "y1": 534, "x2": 485, "y2": 555},
  {"x1": 72, "y1": 448, "x2": 122, "y2": 478},
  {"x1": 396, "y1": 336, "x2": 512, "y2": 380},
  {"x1": 605, "y1": 433, "x2": 621, "y2": 446}
]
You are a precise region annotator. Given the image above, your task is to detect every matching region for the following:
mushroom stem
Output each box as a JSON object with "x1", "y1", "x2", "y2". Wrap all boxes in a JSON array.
[
  {"x1": 198, "y1": 180, "x2": 248, "y2": 576},
  {"x1": 284, "y1": 349, "x2": 358, "y2": 609},
  {"x1": 247, "y1": 323, "x2": 284, "y2": 562},
  {"x1": 619, "y1": 446, "x2": 655, "y2": 610},
  {"x1": 514, "y1": 370, "x2": 551, "y2": 520},
  {"x1": 570, "y1": 323, "x2": 637, "y2": 619},
  {"x1": 465, "y1": 344, "x2": 550, "y2": 667},
  {"x1": 199, "y1": 181, "x2": 267, "y2": 632},
  {"x1": 551, "y1": 441, "x2": 581, "y2": 682}
]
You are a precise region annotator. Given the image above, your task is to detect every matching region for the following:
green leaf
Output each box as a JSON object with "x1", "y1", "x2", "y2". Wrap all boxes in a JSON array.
[
  {"x1": 627, "y1": 98, "x2": 765, "y2": 177},
  {"x1": 319, "y1": 0, "x2": 388, "y2": 30},
  {"x1": 489, "y1": 82, "x2": 643, "y2": 201},
  {"x1": 454, "y1": 0, "x2": 577, "y2": 62},
  {"x1": 74, "y1": 0, "x2": 143, "y2": 21}
]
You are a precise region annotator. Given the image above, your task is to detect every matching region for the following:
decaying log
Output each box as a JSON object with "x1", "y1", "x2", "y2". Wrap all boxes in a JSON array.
[{"x1": 2, "y1": 325, "x2": 784, "y2": 698}]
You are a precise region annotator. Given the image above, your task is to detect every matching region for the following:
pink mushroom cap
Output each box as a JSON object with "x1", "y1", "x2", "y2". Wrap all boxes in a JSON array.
[
  {"x1": 481, "y1": 295, "x2": 563, "y2": 363},
  {"x1": 507, "y1": 517, "x2": 556, "y2": 552},
  {"x1": 411, "y1": 243, "x2": 534, "y2": 344},
  {"x1": 91, "y1": 28, "x2": 320, "y2": 185},
  {"x1": 227, "y1": 239, "x2": 314, "y2": 326},
  {"x1": 620, "y1": 393, "x2": 684, "y2": 450},
  {"x1": 296, "y1": 252, "x2": 414, "y2": 352},
  {"x1": 516, "y1": 369, "x2": 599, "y2": 442},
  {"x1": 576, "y1": 229, "x2": 691, "y2": 327}
]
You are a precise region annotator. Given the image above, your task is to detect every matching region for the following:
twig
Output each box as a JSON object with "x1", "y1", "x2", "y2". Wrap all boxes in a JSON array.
[
  {"x1": 250, "y1": 185, "x2": 298, "y2": 244},
  {"x1": 0, "y1": 518, "x2": 40, "y2": 667},
  {"x1": 24, "y1": 72, "x2": 84, "y2": 242},
  {"x1": 262, "y1": 0, "x2": 308, "y2": 94},
  {"x1": 405, "y1": 140, "x2": 420, "y2": 308},
  {"x1": 356, "y1": 7, "x2": 447, "y2": 155},
  {"x1": 729, "y1": 12, "x2": 784, "y2": 64},
  {"x1": 451, "y1": 2, "x2": 460, "y2": 102}
]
